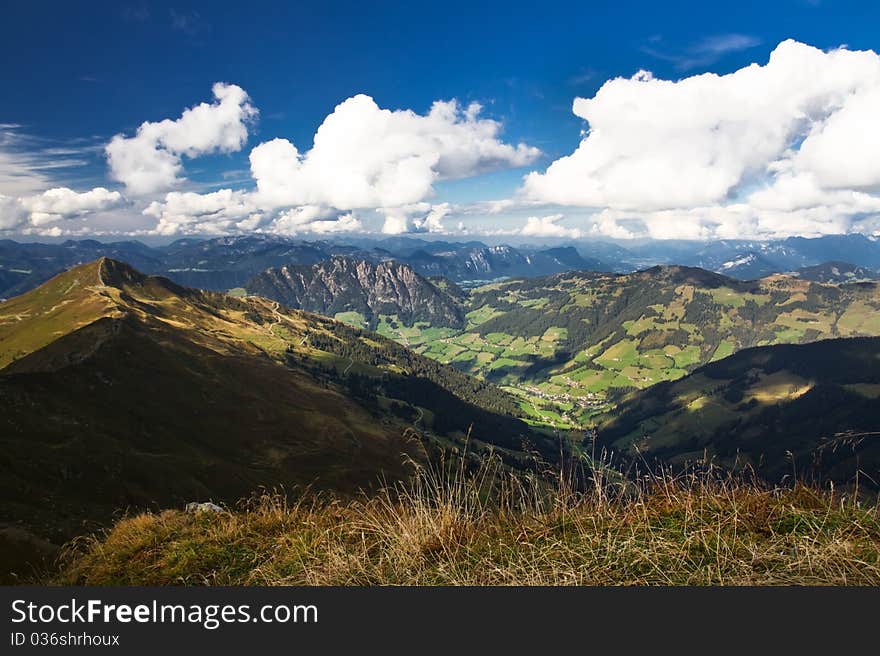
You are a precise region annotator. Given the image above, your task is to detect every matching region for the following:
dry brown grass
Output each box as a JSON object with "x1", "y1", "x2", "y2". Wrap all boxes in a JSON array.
[{"x1": 55, "y1": 459, "x2": 880, "y2": 586}]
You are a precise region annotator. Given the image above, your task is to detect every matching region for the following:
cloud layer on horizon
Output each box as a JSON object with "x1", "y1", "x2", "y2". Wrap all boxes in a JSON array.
[{"x1": 0, "y1": 187, "x2": 125, "y2": 233}]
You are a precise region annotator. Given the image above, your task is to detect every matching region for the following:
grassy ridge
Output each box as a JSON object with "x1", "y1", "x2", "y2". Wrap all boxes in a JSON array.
[
  {"x1": 0, "y1": 259, "x2": 545, "y2": 559},
  {"x1": 56, "y1": 462, "x2": 880, "y2": 586}
]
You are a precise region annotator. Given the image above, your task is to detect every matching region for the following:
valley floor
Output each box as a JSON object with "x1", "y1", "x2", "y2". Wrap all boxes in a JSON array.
[{"x1": 55, "y1": 465, "x2": 880, "y2": 586}]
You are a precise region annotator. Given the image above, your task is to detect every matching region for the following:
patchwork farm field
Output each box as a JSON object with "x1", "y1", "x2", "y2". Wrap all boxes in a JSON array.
[{"x1": 327, "y1": 267, "x2": 880, "y2": 429}]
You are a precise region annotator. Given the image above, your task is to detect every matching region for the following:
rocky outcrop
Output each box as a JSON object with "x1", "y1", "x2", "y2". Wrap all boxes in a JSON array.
[{"x1": 245, "y1": 256, "x2": 466, "y2": 328}]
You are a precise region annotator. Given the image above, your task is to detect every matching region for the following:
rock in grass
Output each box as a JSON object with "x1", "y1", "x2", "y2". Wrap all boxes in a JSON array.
[{"x1": 185, "y1": 502, "x2": 224, "y2": 514}]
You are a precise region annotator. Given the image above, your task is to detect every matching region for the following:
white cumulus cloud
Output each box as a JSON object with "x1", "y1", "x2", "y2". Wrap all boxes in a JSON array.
[
  {"x1": 137, "y1": 93, "x2": 538, "y2": 236},
  {"x1": 250, "y1": 94, "x2": 540, "y2": 211},
  {"x1": 520, "y1": 213, "x2": 582, "y2": 238},
  {"x1": 0, "y1": 187, "x2": 126, "y2": 231},
  {"x1": 106, "y1": 83, "x2": 257, "y2": 195},
  {"x1": 524, "y1": 40, "x2": 880, "y2": 239},
  {"x1": 270, "y1": 206, "x2": 362, "y2": 235},
  {"x1": 20, "y1": 187, "x2": 125, "y2": 226},
  {"x1": 300, "y1": 213, "x2": 362, "y2": 234},
  {"x1": 379, "y1": 202, "x2": 452, "y2": 234},
  {"x1": 143, "y1": 189, "x2": 259, "y2": 236},
  {"x1": 0, "y1": 194, "x2": 28, "y2": 230}
]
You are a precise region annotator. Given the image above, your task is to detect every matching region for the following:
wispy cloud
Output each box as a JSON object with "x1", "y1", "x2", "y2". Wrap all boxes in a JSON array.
[
  {"x1": 642, "y1": 33, "x2": 762, "y2": 71},
  {"x1": 0, "y1": 126, "x2": 102, "y2": 196}
]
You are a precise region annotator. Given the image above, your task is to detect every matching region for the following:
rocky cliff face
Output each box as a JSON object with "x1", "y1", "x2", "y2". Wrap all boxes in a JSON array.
[{"x1": 246, "y1": 256, "x2": 466, "y2": 328}]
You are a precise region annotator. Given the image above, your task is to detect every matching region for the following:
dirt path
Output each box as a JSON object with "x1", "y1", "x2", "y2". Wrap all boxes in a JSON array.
[
  {"x1": 269, "y1": 301, "x2": 283, "y2": 326},
  {"x1": 263, "y1": 301, "x2": 284, "y2": 336}
]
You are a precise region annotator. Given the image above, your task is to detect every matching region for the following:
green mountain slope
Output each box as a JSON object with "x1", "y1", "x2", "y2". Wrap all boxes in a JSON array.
[
  {"x1": 405, "y1": 266, "x2": 880, "y2": 427},
  {"x1": 0, "y1": 259, "x2": 540, "y2": 551},
  {"x1": 596, "y1": 337, "x2": 880, "y2": 487}
]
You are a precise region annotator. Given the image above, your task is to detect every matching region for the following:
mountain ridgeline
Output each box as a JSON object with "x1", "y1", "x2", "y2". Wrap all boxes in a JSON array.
[
  {"x1": 794, "y1": 261, "x2": 878, "y2": 284},
  {"x1": 0, "y1": 236, "x2": 620, "y2": 300},
  {"x1": 245, "y1": 256, "x2": 466, "y2": 329},
  {"x1": 0, "y1": 259, "x2": 551, "y2": 554},
  {"x1": 4, "y1": 233, "x2": 879, "y2": 303},
  {"x1": 2, "y1": 252, "x2": 880, "y2": 583}
]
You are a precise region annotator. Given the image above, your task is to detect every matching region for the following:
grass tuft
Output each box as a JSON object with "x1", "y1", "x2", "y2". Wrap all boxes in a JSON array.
[{"x1": 55, "y1": 459, "x2": 880, "y2": 586}]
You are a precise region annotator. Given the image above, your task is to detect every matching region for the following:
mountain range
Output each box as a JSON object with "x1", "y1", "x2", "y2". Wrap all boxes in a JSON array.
[
  {"x1": 622, "y1": 234, "x2": 880, "y2": 278},
  {"x1": 3, "y1": 253, "x2": 880, "y2": 582},
  {"x1": 361, "y1": 266, "x2": 880, "y2": 430},
  {"x1": 3, "y1": 233, "x2": 880, "y2": 302},
  {"x1": 0, "y1": 236, "x2": 614, "y2": 300}
]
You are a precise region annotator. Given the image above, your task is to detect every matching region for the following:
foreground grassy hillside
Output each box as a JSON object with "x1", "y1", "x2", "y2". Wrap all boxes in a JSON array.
[{"x1": 56, "y1": 464, "x2": 880, "y2": 586}]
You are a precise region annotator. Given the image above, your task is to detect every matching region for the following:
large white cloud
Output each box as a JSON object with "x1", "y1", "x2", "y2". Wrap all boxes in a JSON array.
[
  {"x1": 269, "y1": 206, "x2": 363, "y2": 235},
  {"x1": 524, "y1": 40, "x2": 880, "y2": 239},
  {"x1": 106, "y1": 83, "x2": 257, "y2": 195},
  {"x1": 249, "y1": 94, "x2": 540, "y2": 210},
  {"x1": 136, "y1": 93, "x2": 538, "y2": 236},
  {"x1": 0, "y1": 194, "x2": 28, "y2": 230},
  {"x1": 520, "y1": 214, "x2": 582, "y2": 238},
  {"x1": 378, "y1": 202, "x2": 451, "y2": 234},
  {"x1": 20, "y1": 187, "x2": 125, "y2": 226},
  {"x1": 590, "y1": 203, "x2": 880, "y2": 241},
  {"x1": 143, "y1": 189, "x2": 260, "y2": 235},
  {"x1": 0, "y1": 187, "x2": 125, "y2": 232}
]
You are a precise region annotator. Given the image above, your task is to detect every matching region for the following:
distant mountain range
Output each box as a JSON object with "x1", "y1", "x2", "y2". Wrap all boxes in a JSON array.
[
  {"x1": 623, "y1": 234, "x2": 880, "y2": 273},
  {"x1": 232, "y1": 255, "x2": 880, "y2": 460},
  {"x1": 3, "y1": 233, "x2": 880, "y2": 302},
  {"x1": 0, "y1": 236, "x2": 617, "y2": 300},
  {"x1": 624, "y1": 235, "x2": 880, "y2": 280},
  {"x1": 0, "y1": 259, "x2": 549, "y2": 548},
  {"x1": 793, "y1": 261, "x2": 877, "y2": 284}
]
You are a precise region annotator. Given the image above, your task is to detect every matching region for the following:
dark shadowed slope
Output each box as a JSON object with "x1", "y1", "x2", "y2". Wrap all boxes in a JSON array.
[
  {"x1": 0, "y1": 259, "x2": 540, "y2": 554},
  {"x1": 596, "y1": 337, "x2": 880, "y2": 487}
]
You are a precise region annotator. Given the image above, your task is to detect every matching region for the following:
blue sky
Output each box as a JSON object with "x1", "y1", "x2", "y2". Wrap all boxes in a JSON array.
[{"x1": 2, "y1": 0, "x2": 880, "y2": 241}]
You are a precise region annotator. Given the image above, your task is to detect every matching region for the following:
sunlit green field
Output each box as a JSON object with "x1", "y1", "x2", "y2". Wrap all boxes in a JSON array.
[{"x1": 363, "y1": 269, "x2": 880, "y2": 429}]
